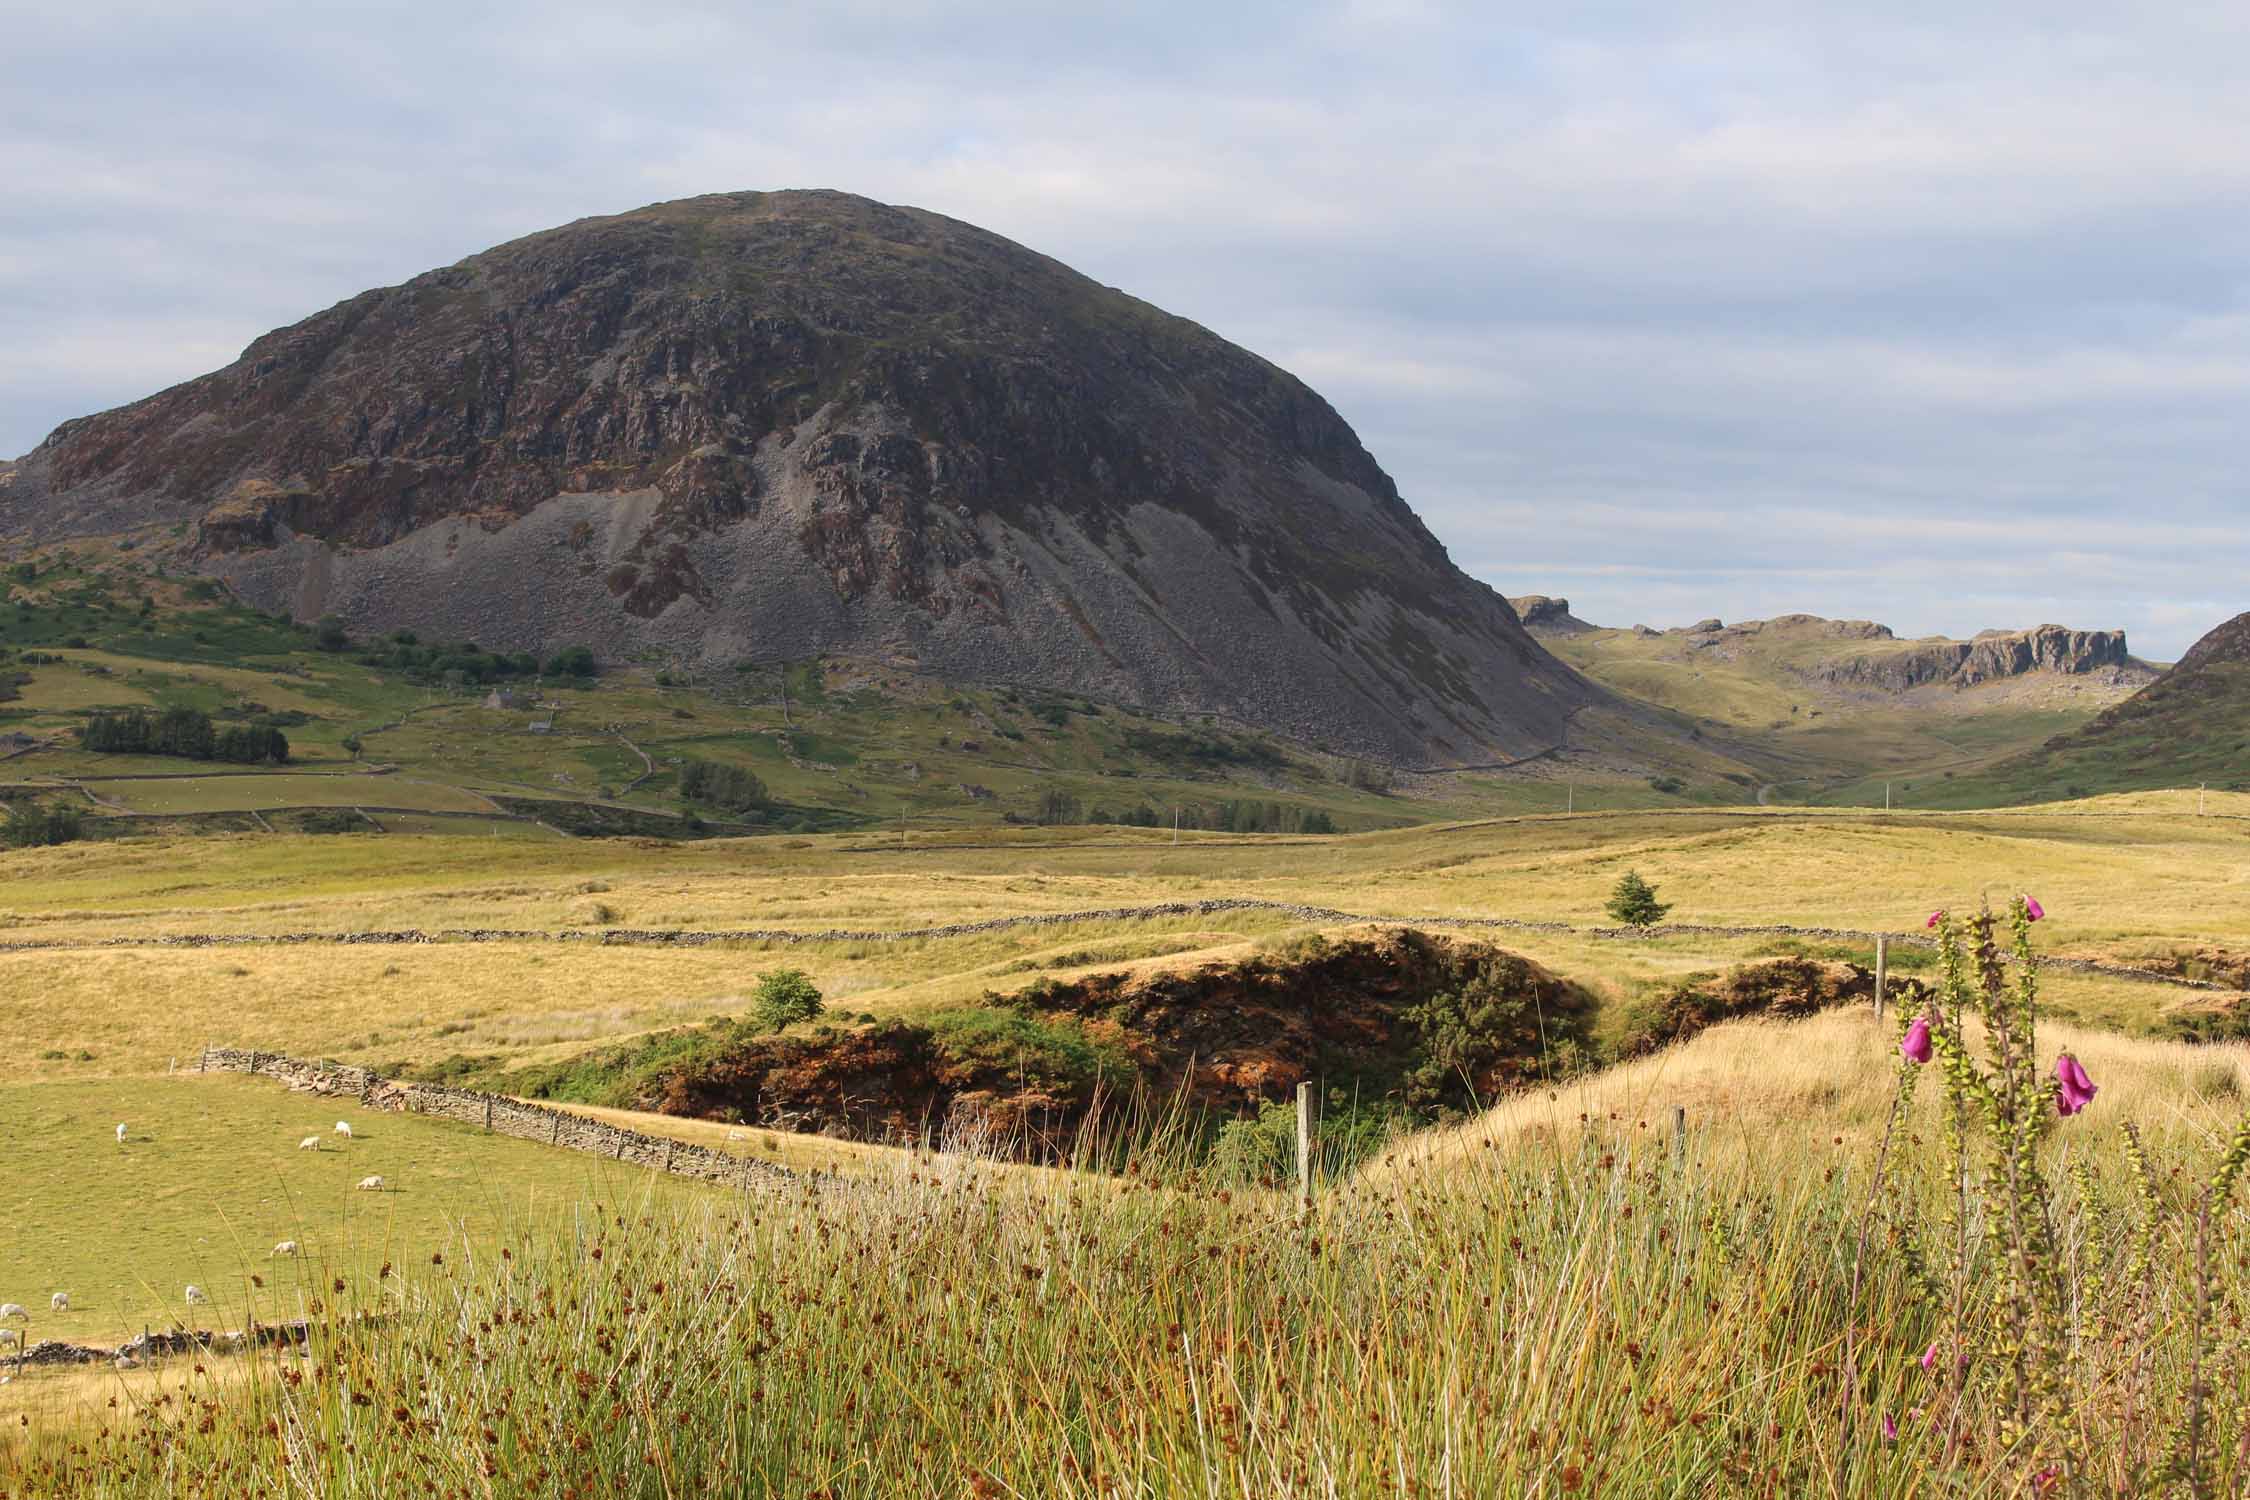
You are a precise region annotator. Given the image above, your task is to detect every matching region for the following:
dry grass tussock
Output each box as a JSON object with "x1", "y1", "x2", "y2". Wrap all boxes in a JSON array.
[{"x1": 1377, "y1": 1006, "x2": 2250, "y2": 1178}]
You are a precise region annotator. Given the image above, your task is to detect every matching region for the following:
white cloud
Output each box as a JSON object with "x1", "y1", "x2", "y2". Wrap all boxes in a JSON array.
[{"x1": 1, "y1": 0, "x2": 2243, "y2": 656}]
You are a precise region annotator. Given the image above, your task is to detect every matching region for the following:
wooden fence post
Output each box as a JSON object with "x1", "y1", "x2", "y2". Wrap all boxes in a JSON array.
[
  {"x1": 1295, "y1": 1081, "x2": 1314, "y2": 1217},
  {"x1": 1874, "y1": 936, "x2": 1889, "y2": 1023},
  {"x1": 1671, "y1": 1105, "x2": 1686, "y2": 1160},
  {"x1": 483, "y1": 1096, "x2": 493, "y2": 1134},
  {"x1": 663, "y1": 1139, "x2": 674, "y2": 1174},
  {"x1": 551, "y1": 1112, "x2": 561, "y2": 1145}
]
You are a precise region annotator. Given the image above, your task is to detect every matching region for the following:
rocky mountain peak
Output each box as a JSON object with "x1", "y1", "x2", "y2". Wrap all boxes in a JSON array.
[{"x1": 0, "y1": 189, "x2": 1594, "y2": 763}]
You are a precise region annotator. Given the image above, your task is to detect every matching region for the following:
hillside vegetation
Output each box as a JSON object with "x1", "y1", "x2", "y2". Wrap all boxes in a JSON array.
[{"x1": 1535, "y1": 612, "x2": 2156, "y2": 807}]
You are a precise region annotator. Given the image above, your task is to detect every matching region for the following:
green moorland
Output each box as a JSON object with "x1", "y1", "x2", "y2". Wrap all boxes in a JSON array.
[
  {"x1": 1, "y1": 539, "x2": 1674, "y2": 841},
  {"x1": 8, "y1": 538, "x2": 2202, "y2": 851}
]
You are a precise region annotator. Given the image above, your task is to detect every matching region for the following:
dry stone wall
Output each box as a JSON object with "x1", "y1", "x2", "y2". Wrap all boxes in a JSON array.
[
  {"x1": 197, "y1": 1047, "x2": 795, "y2": 1192},
  {"x1": 0, "y1": 899, "x2": 2231, "y2": 994}
]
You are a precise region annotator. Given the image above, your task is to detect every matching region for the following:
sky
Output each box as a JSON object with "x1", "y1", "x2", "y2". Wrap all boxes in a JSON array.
[{"x1": 3, "y1": 1, "x2": 2245, "y2": 658}]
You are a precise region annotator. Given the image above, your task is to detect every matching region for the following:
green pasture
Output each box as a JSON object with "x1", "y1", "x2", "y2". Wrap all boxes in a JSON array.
[{"x1": 0, "y1": 1074, "x2": 716, "y2": 1347}]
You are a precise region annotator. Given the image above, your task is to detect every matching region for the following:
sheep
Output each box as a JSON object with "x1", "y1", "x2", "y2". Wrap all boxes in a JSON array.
[
  {"x1": 355, "y1": 1174, "x2": 384, "y2": 1192},
  {"x1": 271, "y1": 1240, "x2": 299, "y2": 1257},
  {"x1": 115, "y1": 1123, "x2": 127, "y2": 1145},
  {"x1": 0, "y1": 1304, "x2": 26, "y2": 1322},
  {"x1": 49, "y1": 1292, "x2": 68, "y2": 1312},
  {"x1": 184, "y1": 1285, "x2": 208, "y2": 1306},
  {"x1": 297, "y1": 1136, "x2": 322, "y2": 1151},
  {"x1": 333, "y1": 1121, "x2": 353, "y2": 1139},
  {"x1": 0, "y1": 1330, "x2": 16, "y2": 1349}
]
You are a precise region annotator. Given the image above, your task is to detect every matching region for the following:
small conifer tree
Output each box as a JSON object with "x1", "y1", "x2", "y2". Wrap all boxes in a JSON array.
[{"x1": 1605, "y1": 870, "x2": 1670, "y2": 928}]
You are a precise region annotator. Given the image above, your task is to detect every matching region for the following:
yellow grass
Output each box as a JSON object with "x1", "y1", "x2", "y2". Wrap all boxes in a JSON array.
[
  {"x1": 1375, "y1": 1005, "x2": 2250, "y2": 1179},
  {"x1": 2, "y1": 794, "x2": 2246, "y2": 1083}
]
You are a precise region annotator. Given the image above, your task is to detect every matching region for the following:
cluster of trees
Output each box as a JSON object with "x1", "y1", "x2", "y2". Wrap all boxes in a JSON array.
[
  {"x1": 1, "y1": 800, "x2": 82, "y2": 848},
  {"x1": 1030, "y1": 794, "x2": 1336, "y2": 834},
  {"x1": 677, "y1": 756, "x2": 769, "y2": 813},
  {"x1": 333, "y1": 624, "x2": 597, "y2": 687},
  {"x1": 1094, "y1": 800, "x2": 1339, "y2": 834},
  {"x1": 80, "y1": 707, "x2": 289, "y2": 764}
]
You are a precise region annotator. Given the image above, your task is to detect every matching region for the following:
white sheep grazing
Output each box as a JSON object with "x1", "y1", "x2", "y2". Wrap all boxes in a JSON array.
[
  {"x1": 0, "y1": 1330, "x2": 17, "y2": 1348},
  {"x1": 184, "y1": 1284, "x2": 208, "y2": 1306},
  {"x1": 0, "y1": 1304, "x2": 26, "y2": 1322},
  {"x1": 115, "y1": 1123, "x2": 127, "y2": 1145},
  {"x1": 333, "y1": 1121, "x2": 353, "y2": 1139},
  {"x1": 49, "y1": 1292, "x2": 68, "y2": 1312},
  {"x1": 355, "y1": 1174, "x2": 384, "y2": 1192},
  {"x1": 297, "y1": 1136, "x2": 322, "y2": 1151},
  {"x1": 271, "y1": 1240, "x2": 299, "y2": 1257}
]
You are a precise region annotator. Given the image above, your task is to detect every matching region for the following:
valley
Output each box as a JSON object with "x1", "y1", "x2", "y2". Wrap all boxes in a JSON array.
[{"x1": 3, "y1": 180, "x2": 2246, "y2": 1494}]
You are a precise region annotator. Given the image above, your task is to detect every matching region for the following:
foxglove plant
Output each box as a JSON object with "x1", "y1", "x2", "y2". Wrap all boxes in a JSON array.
[{"x1": 1890, "y1": 898, "x2": 2079, "y2": 1475}]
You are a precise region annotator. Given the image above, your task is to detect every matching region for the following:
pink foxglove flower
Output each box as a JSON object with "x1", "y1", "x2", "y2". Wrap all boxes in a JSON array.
[
  {"x1": 2023, "y1": 895, "x2": 2045, "y2": 921},
  {"x1": 1900, "y1": 1015, "x2": 1934, "y2": 1064},
  {"x1": 1919, "y1": 1342, "x2": 1939, "y2": 1372},
  {"x1": 2055, "y1": 1053, "x2": 2097, "y2": 1115},
  {"x1": 1881, "y1": 1412, "x2": 1899, "y2": 1443},
  {"x1": 1926, "y1": 909, "x2": 1945, "y2": 929}
]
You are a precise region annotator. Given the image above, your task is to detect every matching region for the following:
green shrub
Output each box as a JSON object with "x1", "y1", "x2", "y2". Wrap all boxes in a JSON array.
[
  {"x1": 925, "y1": 1007, "x2": 1133, "y2": 1092},
  {"x1": 750, "y1": 969, "x2": 824, "y2": 1032}
]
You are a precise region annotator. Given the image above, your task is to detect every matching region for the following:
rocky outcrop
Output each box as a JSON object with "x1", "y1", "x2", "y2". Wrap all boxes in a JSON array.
[
  {"x1": 1, "y1": 190, "x2": 1597, "y2": 764},
  {"x1": 1506, "y1": 594, "x2": 1595, "y2": 634},
  {"x1": 1811, "y1": 623, "x2": 2135, "y2": 691}
]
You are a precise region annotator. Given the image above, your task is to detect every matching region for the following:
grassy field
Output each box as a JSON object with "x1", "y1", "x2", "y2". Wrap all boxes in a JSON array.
[
  {"x1": 0, "y1": 773, "x2": 2243, "y2": 1488},
  {"x1": 9, "y1": 995, "x2": 2250, "y2": 1493},
  {"x1": 4, "y1": 797, "x2": 2249, "y2": 1087},
  {"x1": 0, "y1": 1074, "x2": 717, "y2": 1348}
]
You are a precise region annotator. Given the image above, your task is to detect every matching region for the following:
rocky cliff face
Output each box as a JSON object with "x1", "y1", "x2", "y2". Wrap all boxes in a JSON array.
[
  {"x1": 0, "y1": 190, "x2": 1594, "y2": 762},
  {"x1": 1810, "y1": 623, "x2": 2135, "y2": 691},
  {"x1": 1506, "y1": 595, "x2": 1594, "y2": 635}
]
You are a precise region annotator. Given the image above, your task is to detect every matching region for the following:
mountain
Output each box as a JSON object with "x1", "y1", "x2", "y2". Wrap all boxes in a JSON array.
[
  {"x1": 0, "y1": 190, "x2": 1592, "y2": 764},
  {"x1": 1950, "y1": 611, "x2": 2250, "y2": 801}
]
